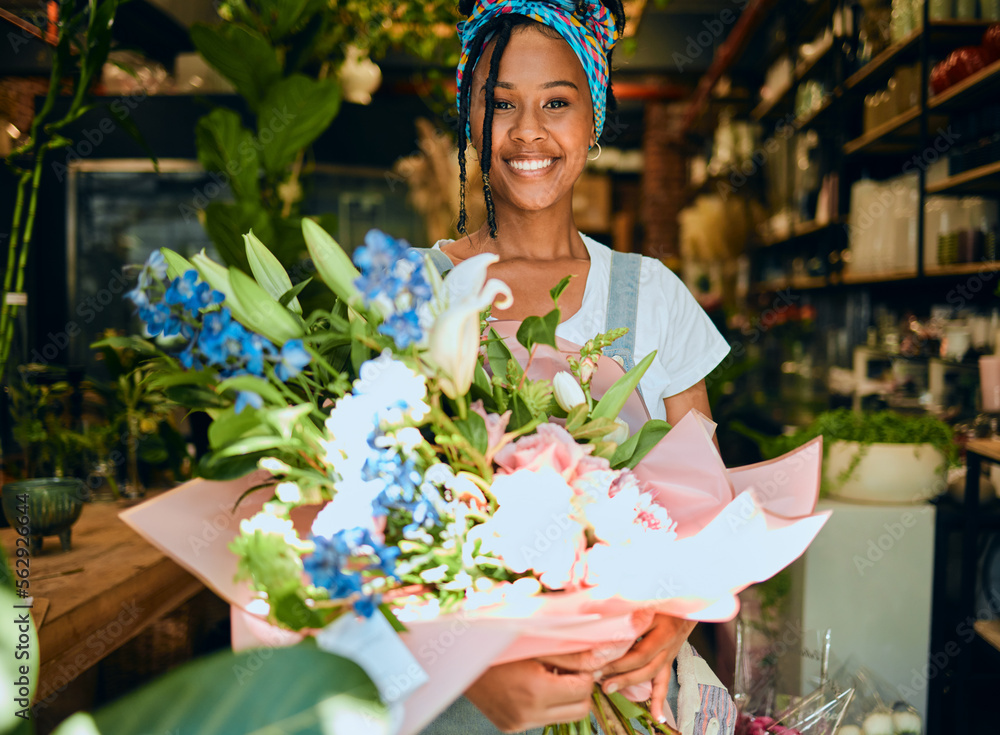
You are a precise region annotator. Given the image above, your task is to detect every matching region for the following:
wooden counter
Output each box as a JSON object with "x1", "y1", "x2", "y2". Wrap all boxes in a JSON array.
[{"x1": 0, "y1": 497, "x2": 204, "y2": 704}]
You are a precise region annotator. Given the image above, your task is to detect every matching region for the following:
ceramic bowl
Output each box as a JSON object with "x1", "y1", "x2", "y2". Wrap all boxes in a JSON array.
[{"x1": 1, "y1": 478, "x2": 86, "y2": 553}]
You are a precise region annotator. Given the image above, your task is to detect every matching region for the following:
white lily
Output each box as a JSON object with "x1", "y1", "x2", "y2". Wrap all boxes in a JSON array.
[
  {"x1": 427, "y1": 253, "x2": 512, "y2": 399},
  {"x1": 603, "y1": 416, "x2": 630, "y2": 445},
  {"x1": 553, "y1": 371, "x2": 587, "y2": 412}
]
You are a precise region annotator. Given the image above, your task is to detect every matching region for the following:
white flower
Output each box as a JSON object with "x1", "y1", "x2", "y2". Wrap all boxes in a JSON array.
[
  {"x1": 426, "y1": 253, "x2": 512, "y2": 399},
  {"x1": 419, "y1": 564, "x2": 449, "y2": 583},
  {"x1": 553, "y1": 372, "x2": 587, "y2": 412},
  {"x1": 470, "y1": 467, "x2": 583, "y2": 589},
  {"x1": 240, "y1": 511, "x2": 307, "y2": 550},
  {"x1": 354, "y1": 350, "x2": 430, "y2": 423},
  {"x1": 311, "y1": 492, "x2": 380, "y2": 539},
  {"x1": 259, "y1": 457, "x2": 291, "y2": 474},
  {"x1": 603, "y1": 417, "x2": 630, "y2": 445},
  {"x1": 275, "y1": 482, "x2": 301, "y2": 503}
]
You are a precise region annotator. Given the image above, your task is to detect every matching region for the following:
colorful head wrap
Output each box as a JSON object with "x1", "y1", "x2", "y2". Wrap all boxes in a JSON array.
[{"x1": 456, "y1": 0, "x2": 620, "y2": 142}]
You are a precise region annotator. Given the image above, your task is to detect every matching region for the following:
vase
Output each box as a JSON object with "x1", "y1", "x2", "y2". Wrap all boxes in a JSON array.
[
  {"x1": 1, "y1": 478, "x2": 86, "y2": 552},
  {"x1": 340, "y1": 45, "x2": 382, "y2": 105}
]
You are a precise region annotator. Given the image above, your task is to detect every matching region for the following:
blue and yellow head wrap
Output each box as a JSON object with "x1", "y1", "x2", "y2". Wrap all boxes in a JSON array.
[{"x1": 456, "y1": 0, "x2": 620, "y2": 141}]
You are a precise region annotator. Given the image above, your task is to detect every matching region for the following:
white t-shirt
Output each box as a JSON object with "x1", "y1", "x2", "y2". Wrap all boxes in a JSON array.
[{"x1": 432, "y1": 233, "x2": 731, "y2": 422}]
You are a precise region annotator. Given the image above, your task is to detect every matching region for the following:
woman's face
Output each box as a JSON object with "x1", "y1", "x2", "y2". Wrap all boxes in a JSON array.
[{"x1": 469, "y1": 26, "x2": 595, "y2": 216}]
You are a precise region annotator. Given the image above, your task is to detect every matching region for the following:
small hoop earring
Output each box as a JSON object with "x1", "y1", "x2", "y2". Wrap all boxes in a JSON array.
[{"x1": 587, "y1": 142, "x2": 602, "y2": 162}]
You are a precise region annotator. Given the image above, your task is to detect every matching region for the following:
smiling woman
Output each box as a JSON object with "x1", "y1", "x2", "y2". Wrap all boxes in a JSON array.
[{"x1": 420, "y1": 2, "x2": 736, "y2": 734}]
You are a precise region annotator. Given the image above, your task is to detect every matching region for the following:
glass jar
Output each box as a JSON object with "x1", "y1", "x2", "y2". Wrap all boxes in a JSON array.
[
  {"x1": 930, "y1": 0, "x2": 953, "y2": 19},
  {"x1": 956, "y1": 0, "x2": 977, "y2": 19}
]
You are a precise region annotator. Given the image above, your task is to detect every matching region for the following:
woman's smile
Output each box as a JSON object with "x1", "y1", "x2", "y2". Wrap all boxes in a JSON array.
[{"x1": 505, "y1": 156, "x2": 558, "y2": 176}]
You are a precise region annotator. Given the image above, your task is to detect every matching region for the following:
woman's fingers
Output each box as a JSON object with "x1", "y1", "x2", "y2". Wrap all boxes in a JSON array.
[
  {"x1": 537, "y1": 651, "x2": 607, "y2": 674},
  {"x1": 648, "y1": 664, "x2": 670, "y2": 723},
  {"x1": 601, "y1": 650, "x2": 667, "y2": 695}
]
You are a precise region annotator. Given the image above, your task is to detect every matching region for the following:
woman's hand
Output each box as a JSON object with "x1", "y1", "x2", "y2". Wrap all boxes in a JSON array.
[
  {"x1": 598, "y1": 614, "x2": 696, "y2": 722},
  {"x1": 465, "y1": 658, "x2": 599, "y2": 733}
]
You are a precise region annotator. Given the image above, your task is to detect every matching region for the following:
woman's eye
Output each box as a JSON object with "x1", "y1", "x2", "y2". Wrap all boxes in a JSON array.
[
  {"x1": 493, "y1": 100, "x2": 513, "y2": 110},
  {"x1": 547, "y1": 100, "x2": 568, "y2": 109}
]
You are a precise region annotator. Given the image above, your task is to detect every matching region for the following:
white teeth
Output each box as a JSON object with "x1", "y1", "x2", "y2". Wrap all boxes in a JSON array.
[{"x1": 508, "y1": 158, "x2": 553, "y2": 171}]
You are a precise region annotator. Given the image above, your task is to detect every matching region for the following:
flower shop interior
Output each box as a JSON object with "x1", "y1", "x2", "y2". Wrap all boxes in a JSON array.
[{"x1": 2, "y1": 0, "x2": 1000, "y2": 733}]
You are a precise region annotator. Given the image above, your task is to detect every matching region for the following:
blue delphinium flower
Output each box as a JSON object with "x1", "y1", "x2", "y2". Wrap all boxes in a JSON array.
[
  {"x1": 304, "y1": 528, "x2": 400, "y2": 617},
  {"x1": 138, "y1": 250, "x2": 169, "y2": 288},
  {"x1": 275, "y1": 339, "x2": 311, "y2": 380},
  {"x1": 352, "y1": 230, "x2": 434, "y2": 350},
  {"x1": 379, "y1": 310, "x2": 423, "y2": 350},
  {"x1": 234, "y1": 390, "x2": 263, "y2": 414},
  {"x1": 165, "y1": 270, "x2": 199, "y2": 308}
]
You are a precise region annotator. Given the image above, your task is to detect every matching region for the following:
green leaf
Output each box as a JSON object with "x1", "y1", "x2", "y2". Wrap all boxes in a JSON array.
[
  {"x1": 485, "y1": 329, "x2": 513, "y2": 382},
  {"x1": 516, "y1": 309, "x2": 560, "y2": 354},
  {"x1": 195, "y1": 108, "x2": 259, "y2": 200},
  {"x1": 564, "y1": 404, "x2": 589, "y2": 433},
  {"x1": 453, "y1": 411, "x2": 488, "y2": 455},
  {"x1": 147, "y1": 371, "x2": 218, "y2": 390},
  {"x1": 569, "y1": 417, "x2": 618, "y2": 441},
  {"x1": 473, "y1": 362, "x2": 493, "y2": 395},
  {"x1": 379, "y1": 603, "x2": 408, "y2": 633},
  {"x1": 608, "y1": 691, "x2": 645, "y2": 721},
  {"x1": 160, "y1": 248, "x2": 195, "y2": 280},
  {"x1": 550, "y1": 275, "x2": 572, "y2": 305},
  {"x1": 107, "y1": 100, "x2": 159, "y2": 173},
  {"x1": 216, "y1": 375, "x2": 287, "y2": 406},
  {"x1": 202, "y1": 201, "x2": 274, "y2": 272},
  {"x1": 272, "y1": 590, "x2": 326, "y2": 631},
  {"x1": 207, "y1": 407, "x2": 270, "y2": 449},
  {"x1": 212, "y1": 435, "x2": 294, "y2": 460},
  {"x1": 508, "y1": 394, "x2": 534, "y2": 432},
  {"x1": 258, "y1": 75, "x2": 342, "y2": 177},
  {"x1": 245, "y1": 230, "x2": 301, "y2": 313},
  {"x1": 228, "y1": 267, "x2": 305, "y2": 346},
  {"x1": 90, "y1": 335, "x2": 159, "y2": 356},
  {"x1": 350, "y1": 318, "x2": 370, "y2": 375},
  {"x1": 75, "y1": 640, "x2": 388, "y2": 735},
  {"x1": 591, "y1": 351, "x2": 656, "y2": 423},
  {"x1": 280, "y1": 278, "x2": 313, "y2": 308},
  {"x1": 610, "y1": 420, "x2": 671, "y2": 470},
  {"x1": 198, "y1": 451, "x2": 266, "y2": 481},
  {"x1": 302, "y1": 218, "x2": 363, "y2": 308},
  {"x1": 189, "y1": 24, "x2": 282, "y2": 110}
]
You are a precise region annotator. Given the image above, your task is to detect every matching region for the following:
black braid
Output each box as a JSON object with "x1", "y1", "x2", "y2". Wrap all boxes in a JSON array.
[
  {"x1": 480, "y1": 18, "x2": 515, "y2": 238},
  {"x1": 455, "y1": 0, "x2": 627, "y2": 238}
]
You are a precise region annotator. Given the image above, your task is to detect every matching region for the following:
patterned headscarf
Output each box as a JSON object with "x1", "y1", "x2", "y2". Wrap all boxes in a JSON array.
[{"x1": 456, "y1": 0, "x2": 619, "y2": 141}]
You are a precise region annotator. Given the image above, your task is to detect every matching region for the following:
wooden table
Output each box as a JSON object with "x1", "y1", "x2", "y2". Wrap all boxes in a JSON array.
[{"x1": 0, "y1": 496, "x2": 204, "y2": 704}]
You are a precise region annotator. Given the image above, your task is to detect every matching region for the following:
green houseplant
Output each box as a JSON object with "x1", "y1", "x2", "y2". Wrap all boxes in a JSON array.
[
  {"x1": 736, "y1": 409, "x2": 959, "y2": 503},
  {"x1": 188, "y1": 0, "x2": 462, "y2": 279}
]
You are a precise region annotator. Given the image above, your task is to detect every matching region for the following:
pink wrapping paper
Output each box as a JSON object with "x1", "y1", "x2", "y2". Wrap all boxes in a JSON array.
[{"x1": 120, "y1": 330, "x2": 830, "y2": 735}]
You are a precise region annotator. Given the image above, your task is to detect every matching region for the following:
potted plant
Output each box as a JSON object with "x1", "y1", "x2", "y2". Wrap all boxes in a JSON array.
[
  {"x1": 2, "y1": 366, "x2": 87, "y2": 551},
  {"x1": 736, "y1": 409, "x2": 958, "y2": 504}
]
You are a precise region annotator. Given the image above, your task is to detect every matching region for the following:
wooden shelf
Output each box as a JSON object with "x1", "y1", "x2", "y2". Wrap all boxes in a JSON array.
[
  {"x1": 752, "y1": 81, "x2": 795, "y2": 121},
  {"x1": 836, "y1": 269, "x2": 918, "y2": 285},
  {"x1": 754, "y1": 275, "x2": 827, "y2": 293},
  {"x1": 930, "y1": 57, "x2": 1000, "y2": 112},
  {"x1": 925, "y1": 261, "x2": 1000, "y2": 277},
  {"x1": 844, "y1": 28, "x2": 922, "y2": 91},
  {"x1": 844, "y1": 21, "x2": 994, "y2": 93},
  {"x1": 843, "y1": 106, "x2": 922, "y2": 156},
  {"x1": 975, "y1": 619, "x2": 1000, "y2": 653},
  {"x1": 760, "y1": 218, "x2": 846, "y2": 246},
  {"x1": 794, "y1": 93, "x2": 837, "y2": 130},
  {"x1": 795, "y1": 36, "x2": 836, "y2": 82},
  {"x1": 926, "y1": 161, "x2": 1000, "y2": 195}
]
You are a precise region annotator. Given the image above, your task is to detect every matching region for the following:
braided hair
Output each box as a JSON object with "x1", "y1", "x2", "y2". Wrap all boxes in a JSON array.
[{"x1": 456, "y1": 0, "x2": 626, "y2": 239}]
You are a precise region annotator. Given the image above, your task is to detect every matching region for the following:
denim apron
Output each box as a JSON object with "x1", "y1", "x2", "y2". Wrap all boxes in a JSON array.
[{"x1": 419, "y1": 247, "x2": 737, "y2": 735}]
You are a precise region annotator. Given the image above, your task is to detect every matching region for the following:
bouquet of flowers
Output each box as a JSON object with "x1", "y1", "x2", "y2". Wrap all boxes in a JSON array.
[{"x1": 119, "y1": 219, "x2": 831, "y2": 734}]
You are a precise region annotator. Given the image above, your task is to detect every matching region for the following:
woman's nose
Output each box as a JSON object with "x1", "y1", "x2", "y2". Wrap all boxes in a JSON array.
[{"x1": 509, "y1": 106, "x2": 546, "y2": 143}]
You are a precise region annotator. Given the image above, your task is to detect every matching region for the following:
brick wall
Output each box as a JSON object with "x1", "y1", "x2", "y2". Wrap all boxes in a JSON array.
[
  {"x1": 0, "y1": 76, "x2": 49, "y2": 153},
  {"x1": 641, "y1": 101, "x2": 687, "y2": 267}
]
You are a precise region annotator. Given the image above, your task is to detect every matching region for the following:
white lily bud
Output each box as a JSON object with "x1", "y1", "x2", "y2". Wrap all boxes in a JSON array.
[
  {"x1": 836, "y1": 727, "x2": 862, "y2": 735},
  {"x1": 553, "y1": 371, "x2": 587, "y2": 412},
  {"x1": 429, "y1": 303, "x2": 481, "y2": 399},
  {"x1": 603, "y1": 417, "x2": 630, "y2": 445}
]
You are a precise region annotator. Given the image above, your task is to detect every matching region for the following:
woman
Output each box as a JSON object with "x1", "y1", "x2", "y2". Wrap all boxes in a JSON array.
[{"x1": 421, "y1": 1, "x2": 734, "y2": 732}]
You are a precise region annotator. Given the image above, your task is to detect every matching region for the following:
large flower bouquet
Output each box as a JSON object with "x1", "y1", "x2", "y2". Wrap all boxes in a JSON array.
[{"x1": 119, "y1": 219, "x2": 830, "y2": 735}]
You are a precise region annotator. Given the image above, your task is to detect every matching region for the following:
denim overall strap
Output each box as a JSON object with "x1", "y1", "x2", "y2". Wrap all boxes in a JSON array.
[
  {"x1": 424, "y1": 247, "x2": 455, "y2": 276},
  {"x1": 602, "y1": 251, "x2": 642, "y2": 374}
]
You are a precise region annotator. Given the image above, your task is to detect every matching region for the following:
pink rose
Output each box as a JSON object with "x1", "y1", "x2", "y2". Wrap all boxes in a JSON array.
[
  {"x1": 470, "y1": 400, "x2": 511, "y2": 456},
  {"x1": 495, "y1": 423, "x2": 610, "y2": 492}
]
